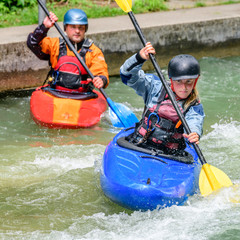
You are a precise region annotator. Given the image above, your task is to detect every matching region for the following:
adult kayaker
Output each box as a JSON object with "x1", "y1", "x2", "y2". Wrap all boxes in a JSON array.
[
  {"x1": 27, "y1": 9, "x2": 109, "y2": 92},
  {"x1": 120, "y1": 42, "x2": 205, "y2": 155}
]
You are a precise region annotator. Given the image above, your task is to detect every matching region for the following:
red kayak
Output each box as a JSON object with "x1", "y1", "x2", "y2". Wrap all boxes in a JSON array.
[{"x1": 30, "y1": 86, "x2": 107, "y2": 128}]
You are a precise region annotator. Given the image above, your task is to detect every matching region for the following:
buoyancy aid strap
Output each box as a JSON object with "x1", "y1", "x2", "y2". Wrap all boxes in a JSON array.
[
  {"x1": 136, "y1": 112, "x2": 160, "y2": 145},
  {"x1": 153, "y1": 86, "x2": 167, "y2": 115},
  {"x1": 79, "y1": 38, "x2": 93, "y2": 59},
  {"x1": 183, "y1": 99, "x2": 199, "y2": 115},
  {"x1": 145, "y1": 110, "x2": 175, "y2": 131},
  {"x1": 58, "y1": 38, "x2": 93, "y2": 60},
  {"x1": 141, "y1": 85, "x2": 166, "y2": 119},
  {"x1": 82, "y1": 38, "x2": 93, "y2": 48},
  {"x1": 58, "y1": 38, "x2": 67, "y2": 60},
  {"x1": 157, "y1": 86, "x2": 167, "y2": 104},
  {"x1": 43, "y1": 38, "x2": 66, "y2": 85},
  {"x1": 136, "y1": 86, "x2": 172, "y2": 145}
]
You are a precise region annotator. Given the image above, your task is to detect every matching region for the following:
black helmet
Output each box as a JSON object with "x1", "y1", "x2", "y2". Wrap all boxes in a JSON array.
[{"x1": 168, "y1": 54, "x2": 200, "y2": 81}]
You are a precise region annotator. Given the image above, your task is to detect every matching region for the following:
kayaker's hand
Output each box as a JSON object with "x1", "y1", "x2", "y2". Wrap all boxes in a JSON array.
[
  {"x1": 183, "y1": 132, "x2": 199, "y2": 144},
  {"x1": 139, "y1": 42, "x2": 156, "y2": 60},
  {"x1": 92, "y1": 76, "x2": 104, "y2": 89},
  {"x1": 43, "y1": 12, "x2": 58, "y2": 29}
]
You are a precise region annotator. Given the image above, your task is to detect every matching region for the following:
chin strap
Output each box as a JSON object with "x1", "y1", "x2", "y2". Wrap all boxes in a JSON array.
[
  {"x1": 170, "y1": 78, "x2": 174, "y2": 92},
  {"x1": 193, "y1": 76, "x2": 199, "y2": 89}
]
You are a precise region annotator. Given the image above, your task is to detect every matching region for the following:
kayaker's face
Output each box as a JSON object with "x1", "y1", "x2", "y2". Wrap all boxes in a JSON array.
[
  {"x1": 65, "y1": 24, "x2": 86, "y2": 43},
  {"x1": 172, "y1": 78, "x2": 196, "y2": 99}
]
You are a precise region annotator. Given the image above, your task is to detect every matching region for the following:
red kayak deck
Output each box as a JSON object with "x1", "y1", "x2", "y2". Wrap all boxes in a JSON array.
[{"x1": 30, "y1": 88, "x2": 107, "y2": 128}]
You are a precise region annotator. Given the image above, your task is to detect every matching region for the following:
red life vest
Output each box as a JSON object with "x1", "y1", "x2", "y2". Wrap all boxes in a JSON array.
[
  {"x1": 50, "y1": 38, "x2": 93, "y2": 92},
  {"x1": 135, "y1": 98, "x2": 186, "y2": 151},
  {"x1": 129, "y1": 87, "x2": 198, "y2": 153}
]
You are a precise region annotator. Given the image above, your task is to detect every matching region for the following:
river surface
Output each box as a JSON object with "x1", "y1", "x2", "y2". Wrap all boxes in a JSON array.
[{"x1": 0, "y1": 56, "x2": 240, "y2": 240}]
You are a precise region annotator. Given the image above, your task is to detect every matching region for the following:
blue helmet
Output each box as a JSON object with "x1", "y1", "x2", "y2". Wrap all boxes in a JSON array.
[{"x1": 63, "y1": 9, "x2": 88, "y2": 31}]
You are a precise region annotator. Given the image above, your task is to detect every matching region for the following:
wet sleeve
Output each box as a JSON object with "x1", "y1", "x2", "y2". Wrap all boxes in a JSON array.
[
  {"x1": 27, "y1": 24, "x2": 50, "y2": 61},
  {"x1": 185, "y1": 104, "x2": 205, "y2": 137},
  {"x1": 120, "y1": 52, "x2": 145, "y2": 85},
  {"x1": 120, "y1": 53, "x2": 162, "y2": 107},
  {"x1": 86, "y1": 45, "x2": 109, "y2": 88}
]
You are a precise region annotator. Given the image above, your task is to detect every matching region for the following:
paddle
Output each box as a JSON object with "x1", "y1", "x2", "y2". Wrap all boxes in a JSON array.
[
  {"x1": 114, "y1": 0, "x2": 233, "y2": 196},
  {"x1": 37, "y1": 0, "x2": 138, "y2": 128}
]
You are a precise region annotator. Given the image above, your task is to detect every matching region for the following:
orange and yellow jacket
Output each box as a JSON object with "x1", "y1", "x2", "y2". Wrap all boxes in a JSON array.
[{"x1": 27, "y1": 24, "x2": 109, "y2": 88}]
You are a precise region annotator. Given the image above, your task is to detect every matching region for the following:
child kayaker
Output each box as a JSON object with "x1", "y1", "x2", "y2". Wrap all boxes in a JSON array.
[{"x1": 120, "y1": 42, "x2": 205, "y2": 155}]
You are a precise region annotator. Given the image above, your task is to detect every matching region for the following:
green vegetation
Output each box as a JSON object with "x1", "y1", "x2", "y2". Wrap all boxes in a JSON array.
[
  {"x1": 194, "y1": 0, "x2": 240, "y2": 7},
  {"x1": 195, "y1": 2, "x2": 206, "y2": 7},
  {"x1": 133, "y1": 0, "x2": 168, "y2": 12},
  {"x1": 222, "y1": 0, "x2": 240, "y2": 4},
  {"x1": 1, "y1": 0, "x2": 240, "y2": 28},
  {"x1": 0, "y1": 0, "x2": 167, "y2": 28}
]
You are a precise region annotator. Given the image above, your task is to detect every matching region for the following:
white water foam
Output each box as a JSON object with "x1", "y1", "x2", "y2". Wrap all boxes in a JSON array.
[
  {"x1": 13, "y1": 186, "x2": 240, "y2": 240},
  {"x1": 200, "y1": 120, "x2": 240, "y2": 181},
  {"x1": 31, "y1": 144, "x2": 106, "y2": 171}
]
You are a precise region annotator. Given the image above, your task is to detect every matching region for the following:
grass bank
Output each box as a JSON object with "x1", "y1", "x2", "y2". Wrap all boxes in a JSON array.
[
  {"x1": 0, "y1": 0, "x2": 167, "y2": 28},
  {"x1": 1, "y1": 0, "x2": 240, "y2": 28}
]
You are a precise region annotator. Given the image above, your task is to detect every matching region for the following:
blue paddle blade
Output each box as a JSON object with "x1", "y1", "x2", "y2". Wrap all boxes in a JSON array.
[{"x1": 107, "y1": 98, "x2": 138, "y2": 128}]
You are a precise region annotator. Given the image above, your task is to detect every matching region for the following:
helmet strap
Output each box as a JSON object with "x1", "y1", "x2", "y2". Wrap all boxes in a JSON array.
[
  {"x1": 193, "y1": 76, "x2": 199, "y2": 89},
  {"x1": 170, "y1": 78, "x2": 174, "y2": 92}
]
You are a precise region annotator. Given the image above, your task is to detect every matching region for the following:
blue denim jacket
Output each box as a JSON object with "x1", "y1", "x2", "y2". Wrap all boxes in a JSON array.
[{"x1": 120, "y1": 53, "x2": 205, "y2": 137}]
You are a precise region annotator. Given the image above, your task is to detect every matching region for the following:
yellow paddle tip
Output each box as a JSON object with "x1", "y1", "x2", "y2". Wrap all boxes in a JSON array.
[
  {"x1": 199, "y1": 163, "x2": 233, "y2": 197},
  {"x1": 115, "y1": 0, "x2": 132, "y2": 13}
]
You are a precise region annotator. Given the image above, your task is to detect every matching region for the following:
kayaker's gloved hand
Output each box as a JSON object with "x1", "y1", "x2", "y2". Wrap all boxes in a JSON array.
[
  {"x1": 88, "y1": 76, "x2": 104, "y2": 89},
  {"x1": 43, "y1": 11, "x2": 58, "y2": 29},
  {"x1": 139, "y1": 42, "x2": 156, "y2": 60},
  {"x1": 183, "y1": 132, "x2": 199, "y2": 144}
]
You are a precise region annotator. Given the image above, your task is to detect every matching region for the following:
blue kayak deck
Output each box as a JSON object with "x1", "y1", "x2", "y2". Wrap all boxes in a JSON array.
[{"x1": 100, "y1": 128, "x2": 201, "y2": 211}]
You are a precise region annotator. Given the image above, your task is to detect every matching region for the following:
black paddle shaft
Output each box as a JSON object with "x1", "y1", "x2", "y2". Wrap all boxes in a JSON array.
[
  {"x1": 37, "y1": 0, "x2": 108, "y2": 100},
  {"x1": 128, "y1": 11, "x2": 207, "y2": 165}
]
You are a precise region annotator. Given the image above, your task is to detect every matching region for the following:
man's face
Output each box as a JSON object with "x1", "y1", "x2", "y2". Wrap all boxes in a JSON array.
[{"x1": 65, "y1": 24, "x2": 86, "y2": 43}]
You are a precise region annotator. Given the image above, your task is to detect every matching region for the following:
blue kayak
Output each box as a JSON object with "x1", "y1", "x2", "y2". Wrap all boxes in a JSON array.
[{"x1": 100, "y1": 127, "x2": 201, "y2": 211}]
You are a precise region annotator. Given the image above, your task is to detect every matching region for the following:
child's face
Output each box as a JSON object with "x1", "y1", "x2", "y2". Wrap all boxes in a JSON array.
[{"x1": 172, "y1": 78, "x2": 195, "y2": 99}]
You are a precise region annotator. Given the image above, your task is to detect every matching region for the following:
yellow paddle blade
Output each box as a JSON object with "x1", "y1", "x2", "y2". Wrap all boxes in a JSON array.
[
  {"x1": 199, "y1": 163, "x2": 233, "y2": 196},
  {"x1": 115, "y1": 0, "x2": 132, "y2": 13}
]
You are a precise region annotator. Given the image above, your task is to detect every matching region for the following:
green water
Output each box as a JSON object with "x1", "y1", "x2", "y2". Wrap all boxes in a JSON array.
[{"x1": 0, "y1": 56, "x2": 240, "y2": 240}]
